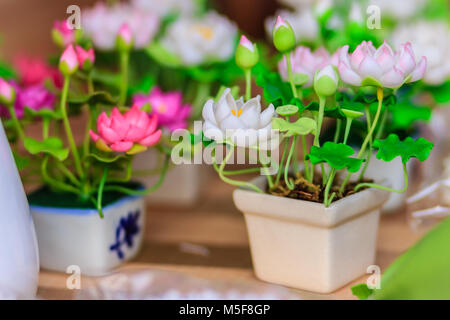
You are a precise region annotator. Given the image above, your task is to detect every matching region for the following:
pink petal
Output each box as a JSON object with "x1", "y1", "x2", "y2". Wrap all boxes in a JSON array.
[
  {"x1": 409, "y1": 56, "x2": 427, "y2": 82},
  {"x1": 125, "y1": 127, "x2": 146, "y2": 141},
  {"x1": 350, "y1": 43, "x2": 367, "y2": 69},
  {"x1": 396, "y1": 43, "x2": 416, "y2": 75},
  {"x1": 99, "y1": 122, "x2": 120, "y2": 143},
  {"x1": 125, "y1": 105, "x2": 142, "y2": 125},
  {"x1": 98, "y1": 112, "x2": 111, "y2": 127},
  {"x1": 358, "y1": 54, "x2": 382, "y2": 79},
  {"x1": 144, "y1": 114, "x2": 158, "y2": 136},
  {"x1": 139, "y1": 129, "x2": 162, "y2": 146},
  {"x1": 110, "y1": 116, "x2": 129, "y2": 140},
  {"x1": 375, "y1": 42, "x2": 395, "y2": 73},
  {"x1": 110, "y1": 141, "x2": 134, "y2": 152},
  {"x1": 89, "y1": 130, "x2": 100, "y2": 142},
  {"x1": 381, "y1": 67, "x2": 404, "y2": 88},
  {"x1": 338, "y1": 61, "x2": 362, "y2": 86}
]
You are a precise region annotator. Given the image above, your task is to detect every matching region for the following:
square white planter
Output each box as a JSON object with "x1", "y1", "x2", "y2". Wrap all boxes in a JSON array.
[
  {"x1": 233, "y1": 177, "x2": 389, "y2": 293},
  {"x1": 30, "y1": 194, "x2": 145, "y2": 276},
  {"x1": 133, "y1": 150, "x2": 205, "y2": 207}
]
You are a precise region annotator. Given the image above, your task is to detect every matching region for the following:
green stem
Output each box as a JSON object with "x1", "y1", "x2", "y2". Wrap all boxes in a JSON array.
[
  {"x1": 324, "y1": 168, "x2": 336, "y2": 207},
  {"x1": 56, "y1": 161, "x2": 81, "y2": 187},
  {"x1": 355, "y1": 163, "x2": 408, "y2": 194},
  {"x1": 6, "y1": 103, "x2": 25, "y2": 141},
  {"x1": 275, "y1": 138, "x2": 289, "y2": 186},
  {"x1": 358, "y1": 105, "x2": 374, "y2": 181},
  {"x1": 260, "y1": 157, "x2": 274, "y2": 189},
  {"x1": 60, "y1": 75, "x2": 84, "y2": 179},
  {"x1": 334, "y1": 119, "x2": 342, "y2": 143},
  {"x1": 244, "y1": 68, "x2": 252, "y2": 101},
  {"x1": 221, "y1": 167, "x2": 262, "y2": 176},
  {"x1": 284, "y1": 53, "x2": 298, "y2": 98},
  {"x1": 42, "y1": 117, "x2": 50, "y2": 139},
  {"x1": 96, "y1": 168, "x2": 108, "y2": 219},
  {"x1": 284, "y1": 136, "x2": 297, "y2": 190},
  {"x1": 119, "y1": 50, "x2": 129, "y2": 106},
  {"x1": 213, "y1": 147, "x2": 264, "y2": 194},
  {"x1": 314, "y1": 96, "x2": 326, "y2": 147},
  {"x1": 301, "y1": 135, "x2": 311, "y2": 181},
  {"x1": 343, "y1": 117, "x2": 353, "y2": 145},
  {"x1": 41, "y1": 156, "x2": 81, "y2": 195}
]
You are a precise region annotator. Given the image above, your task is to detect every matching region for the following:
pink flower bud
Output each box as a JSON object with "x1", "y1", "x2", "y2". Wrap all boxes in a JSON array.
[
  {"x1": 52, "y1": 20, "x2": 75, "y2": 48},
  {"x1": 0, "y1": 78, "x2": 16, "y2": 105},
  {"x1": 75, "y1": 45, "x2": 95, "y2": 70},
  {"x1": 59, "y1": 45, "x2": 79, "y2": 76},
  {"x1": 116, "y1": 23, "x2": 133, "y2": 51}
]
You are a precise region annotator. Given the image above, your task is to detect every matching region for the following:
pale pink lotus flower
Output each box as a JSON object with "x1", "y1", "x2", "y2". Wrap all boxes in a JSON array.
[
  {"x1": 90, "y1": 105, "x2": 162, "y2": 153},
  {"x1": 14, "y1": 55, "x2": 63, "y2": 88},
  {"x1": 53, "y1": 20, "x2": 75, "y2": 47},
  {"x1": 82, "y1": 2, "x2": 159, "y2": 50},
  {"x1": 59, "y1": 45, "x2": 79, "y2": 75},
  {"x1": 338, "y1": 41, "x2": 427, "y2": 88},
  {"x1": 75, "y1": 46, "x2": 95, "y2": 69},
  {"x1": 132, "y1": 87, "x2": 192, "y2": 132},
  {"x1": 278, "y1": 46, "x2": 339, "y2": 87}
]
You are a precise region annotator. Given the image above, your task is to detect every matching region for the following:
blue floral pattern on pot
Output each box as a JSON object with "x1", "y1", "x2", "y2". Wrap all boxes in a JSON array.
[{"x1": 110, "y1": 210, "x2": 141, "y2": 259}]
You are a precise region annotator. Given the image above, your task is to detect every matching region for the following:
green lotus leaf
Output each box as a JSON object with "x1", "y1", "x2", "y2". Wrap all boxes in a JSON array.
[
  {"x1": 272, "y1": 117, "x2": 316, "y2": 137},
  {"x1": 307, "y1": 142, "x2": 364, "y2": 172},
  {"x1": 427, "y1": 80, "x2": 450, "y2": 104},
  {"x1": 67, "y1": 90, "x2": 117, "y2": 107},
  {"x1": 388, "y1": 101, "x2": 431, "y2": 130},
  {"x1": 292, "y1": 73, "x2": 309, "y2": 86},
  {"x1": 24, "y1": 107, "x2": 62, "y2": 119},
  {"x1": 146, "y1": 41, "x2": 182, "y2": 68},
  {"x1": 341, "y1": 108, "x2": 364, "y2": 119},
  {"x1": 13, "y1": 152, "x2": 30, "y2": 171},
  {"x1": 255, "y1": 66, "x2": 293, "y2": 107},
  {"x1": 276, "y1": 104, "x2": 299, "y2": 116},
  {"x1": 373, "y1": 134, "x2": 434, "y2": 164},
  {"x1": 24, "y1": 137, "x2": 69, "y2": 161}
]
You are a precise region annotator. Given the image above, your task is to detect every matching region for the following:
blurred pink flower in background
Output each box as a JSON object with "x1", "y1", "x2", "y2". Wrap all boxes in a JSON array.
[
  {"x1": 133, "y1": 87, "x2": 192, "y2": 132},
  {"x1": 13, "y1": 55, "x2": 63, "y2": 88},
  {"x1": 338, "y1": 41, "x2": 427, "y2": 88},
  {"x1": 75, "y1": 45, "x2": 95, "y2": 70},
  {"x1": 0, "y1": 80, "x2": 55, "y2": 119},
  {"x1": 52, "y1": 20, "x2": 75, "y2": 47},
  {"x1": 278, "y1": 46, "x2": 339, "y2": 87},
  {"x1": 82, "y1": 2, "x2": 160, "y2": 50},
  {"x1": 90, "y1": 105, "x2": 162, "y2": 153}
]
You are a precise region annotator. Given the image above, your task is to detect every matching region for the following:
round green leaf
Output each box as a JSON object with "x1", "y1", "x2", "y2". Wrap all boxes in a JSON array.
[
  {"x1": 276, "y1": 104, "x2": 299, "y2": 116},
  {"x1": 373, "y1": 134, "x2": 434, "y2": 164},
  {"x1": 307, "y1": 142, "x2": 364, "y2": 172},
  {"x1": 24, "y1": 137, "x2": 69, "y2": 161}
]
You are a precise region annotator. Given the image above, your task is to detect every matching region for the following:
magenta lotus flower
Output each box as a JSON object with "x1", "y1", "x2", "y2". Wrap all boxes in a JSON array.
[
  {"x1": 132, "y1": 87, "x2": 192, "y2": 132},
  {"x1": 89, "y1": 105, "x2": 162, "y2": 153},
  {"x1": 75, "y1": 45, "x2": 95, "y2": 70},
  {"x1": 52, "y1": 20, "x2": 75, "y2": 47},
  {"x1": 14, "y1": 55, "x2": 63, "y2": 88},
  {"x1": 338, "y1": 41, "x2": 427, "y2": 88},
  {"x1": 278, "y1": 46, "x2": 339, "y2": 87},
  {"x1": 0, "y1": 81, "x2": 55, "y2": 119}
]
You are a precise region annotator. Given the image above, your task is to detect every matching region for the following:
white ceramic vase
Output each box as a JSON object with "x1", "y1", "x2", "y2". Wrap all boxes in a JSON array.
[
  {"x1": 133, "y1": 150, "x2": 205, "y2": 206},
  {"x1": 30, "y1": 193, "x2": 145, "y2": 276},
  {"x1": 233, "y1": 176, "x2": 389, "y2": 293},
  {"x1": 0, "y1": 122, "x2": 39, "y2": 299}
]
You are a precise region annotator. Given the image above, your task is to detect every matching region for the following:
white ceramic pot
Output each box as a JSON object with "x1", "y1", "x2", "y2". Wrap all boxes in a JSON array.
[
  {"x1": 0, "y1": 122, "x2": 39, "y2": 299},
  {"x1": 233, "y1": 176, "x2": 389, "y2": 294},
  {"x1": 30, "y1": 193, "x2": 145, "y2": 276},
  {"x1": 364, "y1": 156, "x2": 412, "y2": 214},
  {"x1": 133, "y1": 150, "x2": 205, "y2": 206}
]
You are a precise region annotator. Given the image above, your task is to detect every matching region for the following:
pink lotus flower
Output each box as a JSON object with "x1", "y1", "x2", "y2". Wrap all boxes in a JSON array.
[
  {"x1": 278, "y1": 46, "x2": 339, "y2": 87},
  {"x1": 59, "y1": 45, "x2": 79, "y2": 76},
  {"x1": 0, "y1": 78, "x2": 15, "y2": 105},
  {"x1": 13, "y1": 55, "x2": 63, "y2": 88},
  {"x1": 0, "y1": 81, "x2": 55, "y2": 119},
  {"x1": 117, "y1": 24, "x2": 133, "y2": 47},
  {"x1": 75, "y1": 45, "x2": 95, "y2": 70},
  {"x1": 132, "y1": 87, "x2": 192, "y2": 132},
  {"x1": 52, "y1": 20, "x2": 75, "y2": 47},
  {"x1": 338, "y1": 41, "x2": 427, "y2": 88},
  {"x1": 89, "y1": 105, "x2": 162, "y2": 153}
]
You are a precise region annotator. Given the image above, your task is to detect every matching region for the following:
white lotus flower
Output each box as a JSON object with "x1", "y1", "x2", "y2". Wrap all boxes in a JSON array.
[
  {"x1": 161, "y1": 11, "x2": 237, "y2": 66},
  {"x1": 131, "y1": 0, "x2": 195, "y2": 17},
  {"x1": 202, "y1": 89, "x2": 277, "y2": 149},
  {"x1": 82, "y1": 2, "x2": 159, "y2": 50},
  {"x1": 369, "y1": 0, "x2": 426, "y2": 20},
  {"x1": 391, "y1": 21, "x2": 450, "y2": 85},
  {"x1": 265, "y1": 9, "x2": 319, "y2": 44}
]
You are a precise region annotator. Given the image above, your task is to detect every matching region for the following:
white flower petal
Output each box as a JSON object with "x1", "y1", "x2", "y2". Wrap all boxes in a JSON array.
[
  {"x1": 202, "y1": 99, "x2": 217, "y2": 125},
  {"x1": 259, "y1": 104, "x2": 275, "y2": 128}
]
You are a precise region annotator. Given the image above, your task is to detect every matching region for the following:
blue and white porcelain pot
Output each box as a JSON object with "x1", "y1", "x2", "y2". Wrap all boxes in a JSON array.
[{"x1": 30, "y1": 191, "x2": 145, "y2": 276}]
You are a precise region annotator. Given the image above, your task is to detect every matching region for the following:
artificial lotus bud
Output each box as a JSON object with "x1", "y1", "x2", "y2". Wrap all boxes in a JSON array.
[
  {"x1": 272, "y1": 16, "x2": 296, "y2": 53},
  {"x1": 314, "y1": 65, "x2": 338, "y2": 97},
  {"x1": 75, "y1": 45, "x2": 95, "y2": 71},
  {"x1": 116, "y1": 24, "x2": 133, "y2": 52},
  {"x1": 59, "y1": 45, "x2": 79, "y2": 76},
  {"x1": 235, "y1": 35, "x2": 259, "y2": 69},
  {"x1": 0, "y1": 78, "x2": 15, "y2": 105}
]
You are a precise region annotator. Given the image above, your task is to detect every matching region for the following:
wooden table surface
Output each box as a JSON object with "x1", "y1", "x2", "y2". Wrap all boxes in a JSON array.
[{"x1": 36, "y1": 170, "x2": 423, "y2": 300}]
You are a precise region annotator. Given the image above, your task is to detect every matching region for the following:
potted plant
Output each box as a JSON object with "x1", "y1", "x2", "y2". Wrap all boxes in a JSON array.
[
  {"x1": 197, "y1": 18, "x2": 434, "y2": 293},
  {"x1": 0, "y1": 25, "x2": 170, "y2": 276}
]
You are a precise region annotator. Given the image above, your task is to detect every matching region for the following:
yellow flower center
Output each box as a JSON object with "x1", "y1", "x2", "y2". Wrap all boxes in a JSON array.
[
  {"x1": 231, "y1": 109, "x2": 243, "y2": 117},
  {"x1": 157, "y1": 104, "x2": 167, "y2": 113},
  {"x1": 194, "y1": 25, "x2": 214, "y2": 40}
]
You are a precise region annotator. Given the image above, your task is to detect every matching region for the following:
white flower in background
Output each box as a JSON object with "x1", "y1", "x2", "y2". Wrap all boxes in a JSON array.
[
  {"x1": 202, "y1": 89, "x2": 276, "y2": 149},
  {"x1": 265, "y1": 9, "x2": 319, "y2": 43},
  {"x1": 369, "y1": 0, "x2": 426, "y2": 20},
  {"x1": 82, "y1": 2, "x2": 159, "y2": 50},
  {"x1": 131, "y1": 0, "x2": 195, "y2": 18},
  {"x1": 391, "y1": 21, "x2": 450, "y2": 85},
  {"x1": 161, "y1": 11, "x2": 237, "y2": 66}
]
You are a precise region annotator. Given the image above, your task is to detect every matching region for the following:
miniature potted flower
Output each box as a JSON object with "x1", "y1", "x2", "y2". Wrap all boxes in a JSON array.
[
  {"x1": 198, "y1": 18, "x2": 434, "y2": 293},
  {"x1": 0, "y1": 30, "x2": 170, "y2": 276}
]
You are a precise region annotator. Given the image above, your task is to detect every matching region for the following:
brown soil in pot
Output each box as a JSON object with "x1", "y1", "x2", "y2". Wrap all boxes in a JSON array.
[{"x1": 268, "y1": 171, "x2": 373, "y2": 204}]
